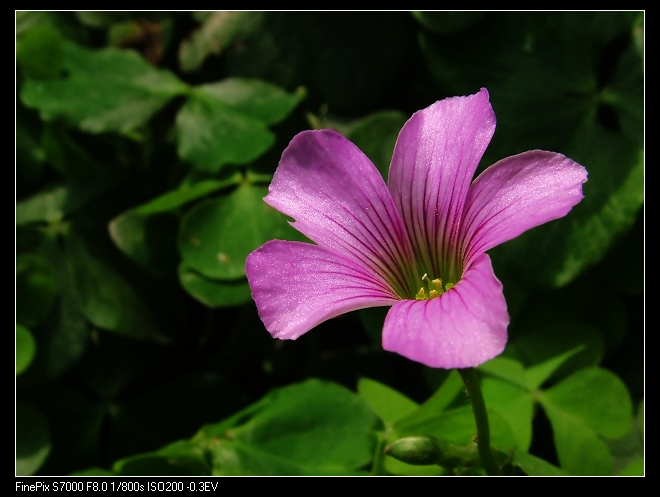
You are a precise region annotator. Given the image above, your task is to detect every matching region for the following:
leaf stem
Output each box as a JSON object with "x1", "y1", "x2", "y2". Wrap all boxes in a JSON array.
[
  {"x1": 371, "y1": 433, "x2": 389, "y2": 475},
  {"x1": 458, "y1": 367, "x2": 500, "y2": 476}
]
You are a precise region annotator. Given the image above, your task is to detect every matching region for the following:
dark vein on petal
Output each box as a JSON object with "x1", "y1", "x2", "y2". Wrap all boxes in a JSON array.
[{"x1": 300, "y1": 197, "x2": 410, "y2": 295}]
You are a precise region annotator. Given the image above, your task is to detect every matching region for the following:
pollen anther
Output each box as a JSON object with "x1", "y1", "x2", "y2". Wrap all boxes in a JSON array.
[{"x1": 416, "y1": 273, "x2": 452, "y2": 300}]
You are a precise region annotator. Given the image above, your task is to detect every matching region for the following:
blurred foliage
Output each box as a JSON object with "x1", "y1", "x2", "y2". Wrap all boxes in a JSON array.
[{"x1": 16, "y1": 11, "x2": 643, "y2": 476}]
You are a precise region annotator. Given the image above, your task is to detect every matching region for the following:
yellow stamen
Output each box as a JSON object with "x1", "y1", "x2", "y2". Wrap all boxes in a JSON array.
[{"x1": 416, "y1": 273, "x2": 449, "y2": 300}]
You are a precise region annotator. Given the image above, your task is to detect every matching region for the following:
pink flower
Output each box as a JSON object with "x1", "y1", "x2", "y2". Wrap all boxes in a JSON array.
[{"x1": 246, "y1": 89, "x2": 587, "y2": 369}]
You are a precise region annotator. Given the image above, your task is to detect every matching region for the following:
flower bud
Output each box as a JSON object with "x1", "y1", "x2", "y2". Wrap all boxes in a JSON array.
[{"x1": 385, "y1": 436, "x2": 442, "y2": 466}]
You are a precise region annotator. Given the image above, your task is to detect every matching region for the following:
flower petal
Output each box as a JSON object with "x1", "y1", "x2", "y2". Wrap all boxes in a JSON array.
[
  {"x1": 266, "y1": 129, "x2": 416, "y2": 298},
  {"x1": 388, "y1": 88, "x2": 495, "y2": 279},
  {"x1": 381, "y1": 253, "x2": 508, "y2": 369},
  {"x1": 460, "y1": 150, "x2": 587, "y2": 266},
  {"x1": 246, "y1": 240, "x2": 398, "y2": 340}
]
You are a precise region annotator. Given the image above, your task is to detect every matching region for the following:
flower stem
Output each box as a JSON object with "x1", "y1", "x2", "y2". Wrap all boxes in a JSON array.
[{"x1": 457, "y1": 368, "x2": 500, "y2": 476}]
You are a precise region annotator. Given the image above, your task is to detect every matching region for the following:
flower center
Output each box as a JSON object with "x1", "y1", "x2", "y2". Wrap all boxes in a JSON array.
[{"x1": 414, "y1": 273, "x2": 455, "y2": 301}]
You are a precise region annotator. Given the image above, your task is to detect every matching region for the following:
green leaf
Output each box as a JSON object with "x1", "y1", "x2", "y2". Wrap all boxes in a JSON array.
[
  {"x1": 486, "y1": 13, "x2": 636, "y2": 149},
  {"x1": 541, "y1": 368, "x2": 633, "y2": 439},
  {"x1": 479, "y1": 346, "x2": 584, "y2": 392},
  {"x1": 607, "y1": 421, "x2": 644, "y2": 475},
  {"x1": 396, "y1": 404, "x2": 515, "y2": 453},
  {"x1": 209, "y1": 442, "x2": 368, "y2": 476},
  {"x1": 481, "y1": 378, "x2": 534, "y2": 450},
  {"x1": 619, "y1": 458, "x2": 644, "y2": 476},
  {"x1": 477, "y1": 349, "x2": 588, "y2": 451},
  {"x1": 357, "y1": 377, "x2": 419, "y2": 425},
  {"x1": 176, "y1": 94, "x2": 272, "y2": 173},
  {"x1": 541, "y1": 401, "x2": 613, "y2": 475},
  {"x1": 16, "y1": 402, "x2": 51, "y2": 476},
  {"x1": 176, "y1": 80, "x2": 303, "y2": 172},
  {"x1": 194, "y1": 394, "x2": 275, "y2": 443},
  {"x1": 539, "y1": 368, "x2": 633, "y2": 475},
  {"x1": 523, "y1": 345, "x2": 586, "y2": 390},
  {"x1": 395, "y1": 370, "x2": 464, "y2": 432},
  {"x1": 16, "y1": 253, "x2": 59, "y2": 328},
  {"x1": 511, "y1": 321, "x2": 604, "y2": 384},
  {"x1": 196, "y1": 78, "x2": 305, "y2": 125},
  {"x1": 371, "y1": 372, "x2": 480, "y2": 475},
  {"x1": 16, "y1": 186, "x2": 69, "y2": 226},
  {"x1": 16, "y1": 11, "x2": 71, "y2": 38},
  {"x1": 16, "y1": 24, "x2": 63, "y2": 79},
  {"x1": 74, "y1": 11, "x2": 131, "y2": 28},
  {"x1": 108, "y1": 211, "x2": 179, "y2": 279},
  {"x1": 227, "y1": 380, "x2": 377, "y2": 469},
  {"x1": 202, "y1": 379, "x2": 378, "y2": 475},
  {"x1": 16, "y1": 152, "x2": 120, "y2": 227},
  {"x1": 16, "y1": 175, "x2": 119, "y2": 226},
  {"x1": 178, "y1": 264, "x2": 252, "y2": 307},
  {"x1": 19, "y1": 236, "x2": 88, "y2": 381},
  {"x1": 114, "y1": 441, "x2": 211, "y2": 476},
  {"x1": 602, "y1": 45, "x2": 644, "y2": 144},
  {"x1": 66, "y1": 231, "x2": 164, "y2": 340},
  {"x1": 32, "y1": 289, "x2": 88, "y2": 381},
  {"x1": 478, "y1": 356, "x2": 529, "y2": 390},
  {"x1": 21, "y1": 41, "x2": 188, "y2": 134},
  {"x1": 384, "y1": 456, "x2": 446, "y2": 476},
  {"x1": 108, "y1": 174, "x2": 243, "y2": 278},
  {"x1": 179, "y1": 12, "x2": 259, "y2": 72},
  {"x1": 512, "y1": 449, "x2": 567, "y2": 476},
  {"x1": 345, "y1": 111, "x2": 408, "y2": 180},
  {"x1": 178, "y1": 182, "x2": 301, "y2": 279},
  {"x1": 133, "y1": 174, "x2": 242, "y2": 216},
  {"x1": 16, "y1": 324, "x2": 36, "y2": 375},
  {"x1": 16, "y1": 118, "x2": 46, "y2": 185}
]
